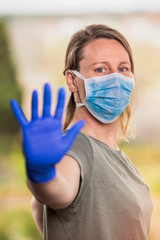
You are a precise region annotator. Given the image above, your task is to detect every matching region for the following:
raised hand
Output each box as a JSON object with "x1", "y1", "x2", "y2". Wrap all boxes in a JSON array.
[{"x1": 10, "y1": 83, "x2": 85, "y2": 183}]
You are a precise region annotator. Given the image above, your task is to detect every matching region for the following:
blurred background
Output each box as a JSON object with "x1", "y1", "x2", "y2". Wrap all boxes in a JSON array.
[{"x1": 0, "y1": 0, "x2": 160, "y2": 239}]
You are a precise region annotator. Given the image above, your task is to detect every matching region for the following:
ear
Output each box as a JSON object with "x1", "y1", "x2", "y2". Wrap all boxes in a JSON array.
[{"x1": 65, "y1": 70, "x2": 78, "y2": 93}]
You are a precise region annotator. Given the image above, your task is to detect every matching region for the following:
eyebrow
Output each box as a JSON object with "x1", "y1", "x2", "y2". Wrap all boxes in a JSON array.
[{"x1": 91, "y1": 61, "x2": 130, "y2": 66}]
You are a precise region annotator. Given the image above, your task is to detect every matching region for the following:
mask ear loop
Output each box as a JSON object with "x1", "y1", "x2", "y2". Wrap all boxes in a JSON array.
[
  {"x1": 71, "y1": 70, "x2": 86, "y2": 80},
  {"x1": 71, "y1": 70, "x2": 86, "y2": 108},
  {"x1": 76, "y1": 103, "x2": 84, "y2": 107}
]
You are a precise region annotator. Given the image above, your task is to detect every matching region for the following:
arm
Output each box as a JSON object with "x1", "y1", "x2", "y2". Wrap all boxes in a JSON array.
[
  {"x1": 31, "y1": 196, "x2": 43, "y2": 236},
  {"x1": 27, "y1": 155, "x2": 81, "y2": 209},
  {"x1": 10, "y1": 83, "x2": 84, "y2": 209},
  {"x1": 30, "y1": 156, "x2": 81, "y2": 237}
]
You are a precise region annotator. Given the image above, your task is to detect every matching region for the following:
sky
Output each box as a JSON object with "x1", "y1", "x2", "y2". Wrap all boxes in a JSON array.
[{"x1": 1, "y1": 0, "x2": 160, "y2": 15}]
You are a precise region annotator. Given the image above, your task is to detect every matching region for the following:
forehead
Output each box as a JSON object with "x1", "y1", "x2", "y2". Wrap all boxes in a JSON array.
[{"x1": 81, "y1": 38, "x2": 130, "y2": 64}]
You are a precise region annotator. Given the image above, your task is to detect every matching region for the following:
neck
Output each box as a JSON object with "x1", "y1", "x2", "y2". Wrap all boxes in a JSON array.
[{"x1": 68, "y1": 107, "x2": 119, "y2": 151}]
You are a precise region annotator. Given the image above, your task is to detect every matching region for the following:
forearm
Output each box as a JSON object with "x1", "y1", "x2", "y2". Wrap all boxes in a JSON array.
[
  {"x1": 27, "y1": 170, "x2": 75, "y2": 209},
  {"x1": 26, "y1": 155, "x2": 80, "y2": 209}
]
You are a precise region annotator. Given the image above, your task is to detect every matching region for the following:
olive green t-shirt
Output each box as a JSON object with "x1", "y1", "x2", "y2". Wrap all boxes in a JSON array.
[{"x1": 43, "y1": 132, "x2": 153, "y2": 240}]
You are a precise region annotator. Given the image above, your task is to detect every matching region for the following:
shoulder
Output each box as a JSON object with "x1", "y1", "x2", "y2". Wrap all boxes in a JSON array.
[
  {"x1": 66, "y1": 131, "x2": 93, "y2": 168},
  {"x1": 64, "y1": 132, "x2": 94, "y2": 205}
]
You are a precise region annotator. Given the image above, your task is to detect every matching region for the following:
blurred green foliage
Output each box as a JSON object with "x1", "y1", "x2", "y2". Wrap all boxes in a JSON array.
[
  {"x1": 120, "y1": 141, "x2": 160, "y2": 196},
  {"x1": 0, "y1": 19, "x2": 22, "y2": 134},
  {"x1": 0, "y1": 209, "x2": 42, "y2": 240},
  {"x1": 0, "y1": 135, "x2": 42, "y2": 240}
]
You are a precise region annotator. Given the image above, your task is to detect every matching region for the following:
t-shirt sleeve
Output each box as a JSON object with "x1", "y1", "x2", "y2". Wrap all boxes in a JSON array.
[{"x1": 66, "y1": 132, "x2": 93, "y2": 205}]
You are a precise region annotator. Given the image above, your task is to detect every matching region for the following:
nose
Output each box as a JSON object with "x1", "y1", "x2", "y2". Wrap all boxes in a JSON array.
[{"x1": 109, "y1": 67, "x2": 118, "y2": 75}]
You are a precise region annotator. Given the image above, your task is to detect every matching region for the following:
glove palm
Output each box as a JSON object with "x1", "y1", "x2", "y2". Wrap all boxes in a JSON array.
[{"x1": 10, "y1": 83, "x2": 85, "y2": 183}]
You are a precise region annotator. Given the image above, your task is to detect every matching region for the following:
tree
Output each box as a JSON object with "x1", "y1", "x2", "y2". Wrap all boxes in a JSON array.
[{"x1": 0, "y1": 19, "x2": 22, "y2": 134}]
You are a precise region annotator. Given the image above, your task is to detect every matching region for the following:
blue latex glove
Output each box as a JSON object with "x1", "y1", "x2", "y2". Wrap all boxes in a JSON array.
[{"x1": 10, "y1": 83, "x2": 85, "y2": 183}]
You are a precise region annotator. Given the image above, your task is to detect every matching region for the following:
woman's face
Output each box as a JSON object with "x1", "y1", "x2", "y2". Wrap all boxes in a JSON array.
[{"x1": 73, "y1": 38, "x2": 133, "y2": 103}]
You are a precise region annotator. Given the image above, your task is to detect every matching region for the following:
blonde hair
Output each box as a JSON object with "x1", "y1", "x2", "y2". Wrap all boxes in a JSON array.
[{"x1": 63, "y1": 24, "x2": 136, "y2": 140}]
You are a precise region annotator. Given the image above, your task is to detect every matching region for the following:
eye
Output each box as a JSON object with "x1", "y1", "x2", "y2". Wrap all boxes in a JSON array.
[
  {"x1": 95, "y1": 68, "x2": 105, "y2": 73},
  {"x1": 119, "y1": 67, "x2": 128, "y2": 72}
]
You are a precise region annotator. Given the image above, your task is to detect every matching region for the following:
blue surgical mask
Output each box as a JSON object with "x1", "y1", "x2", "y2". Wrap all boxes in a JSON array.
[{"x1": 72, "y1": 70, "x2": 135, "y2": 123}]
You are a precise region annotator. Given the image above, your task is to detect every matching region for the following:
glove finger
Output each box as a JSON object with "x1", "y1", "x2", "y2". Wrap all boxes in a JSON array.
[
  {"x1": 10, "y1": 99, "x2": 28, "y2": 127},
  {"x1": 43, "y1": 83, "x2": 52, "y2": 117},
  {"x1": 64, "y1": 120, "x2": 85, "y2": 147},
  {"x1": 31, "y1": 90, "x2": 39, "y2": 120},
  {"x1": 54, "y1": 87, "x2": 66, "y2": 120}
]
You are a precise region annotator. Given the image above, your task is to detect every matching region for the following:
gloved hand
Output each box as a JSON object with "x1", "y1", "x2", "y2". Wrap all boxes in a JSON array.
[{"x1": 10, "y1": 83, "x2": 85, "y2": 183}]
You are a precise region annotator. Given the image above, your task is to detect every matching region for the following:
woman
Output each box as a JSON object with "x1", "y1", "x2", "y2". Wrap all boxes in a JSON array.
[{"x1": 11, "y1": 24, "x2": 153, "y2": 240}]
